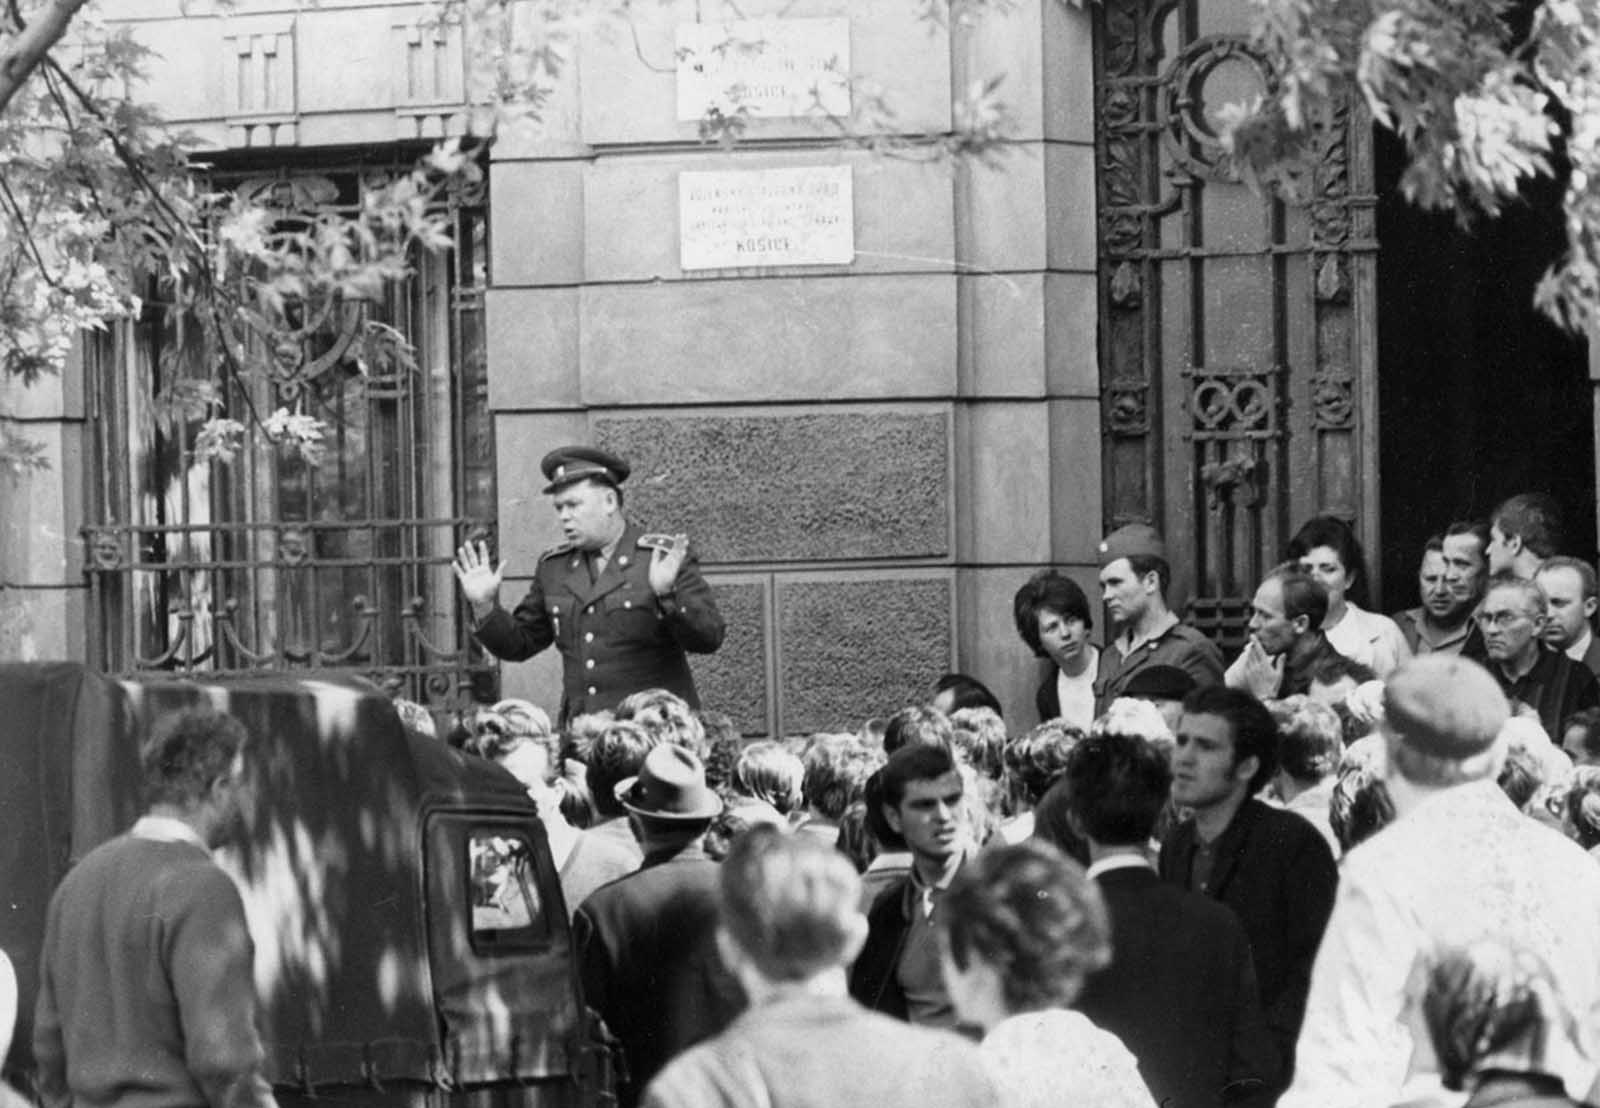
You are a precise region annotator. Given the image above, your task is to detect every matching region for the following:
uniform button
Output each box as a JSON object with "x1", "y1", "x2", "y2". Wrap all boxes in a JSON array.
[
  {"x1": 585, "y1": 632, "x2": 594, "y2": 642},
  {"x1": 586, "y1": 659, "x2": 596, "y2": 669},
  {"x1": 624, "y1": 600, "x2": 632, "y2": 609},
  {"x1": 587, "y1": 685, "x2": 597, "y2": 695},
  {"x1": 586, "y1": 605, "x2": 595, "y2": 614}
]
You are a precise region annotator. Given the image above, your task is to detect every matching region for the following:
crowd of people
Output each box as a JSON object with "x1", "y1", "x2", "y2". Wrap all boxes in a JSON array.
[
  {"x1": 407, "y1": 486, "x2": 1600, "y2": 1108},
  {"x1": 28, "y1": 441, "x2": 1600, "y2": 1108}
]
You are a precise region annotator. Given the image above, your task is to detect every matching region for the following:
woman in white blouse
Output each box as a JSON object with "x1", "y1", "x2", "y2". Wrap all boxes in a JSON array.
[
  {"x1": 1287, "y1": 515, "x2": 1412, "y2": 678},
  {"x1": 938, "y1": 842, "x2": 1156, "y2": 1108},
  {"x1": 1013, "y1": 570, "x2": 1099, "y2": 730}
]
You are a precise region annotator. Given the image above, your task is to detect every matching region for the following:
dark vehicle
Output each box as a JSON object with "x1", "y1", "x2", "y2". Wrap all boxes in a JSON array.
[{"x1": 0, "y1": 662, "x2": 613, "y2": 1107}]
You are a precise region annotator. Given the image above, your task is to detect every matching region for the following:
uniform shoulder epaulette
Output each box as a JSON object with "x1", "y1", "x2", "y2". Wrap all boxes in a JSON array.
[
  {"x1": 538, "y1": 541, "x2": 576, "y2": 562},
  {"x1": 636, "y1": 532, "x2": 675, "y2": 552}
]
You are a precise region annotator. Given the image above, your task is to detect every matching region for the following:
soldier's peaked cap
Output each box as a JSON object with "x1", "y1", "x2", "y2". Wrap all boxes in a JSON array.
[{"x1": 540, "y1": 446, "x2": 630, "y2": 494}]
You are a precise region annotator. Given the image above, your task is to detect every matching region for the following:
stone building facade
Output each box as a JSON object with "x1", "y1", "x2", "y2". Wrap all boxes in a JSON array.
[{"x1": 0, "y1": 0, "x2": 1099, "y2": 733}]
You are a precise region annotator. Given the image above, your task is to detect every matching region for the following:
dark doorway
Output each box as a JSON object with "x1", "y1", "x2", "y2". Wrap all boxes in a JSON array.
[{"x1": 1376, "y1": 127, "x2": 1594, "y2": 610}]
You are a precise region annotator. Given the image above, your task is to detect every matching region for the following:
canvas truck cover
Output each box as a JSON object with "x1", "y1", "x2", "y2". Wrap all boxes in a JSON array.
[
  {"x1": 0, "y1": 665, "x2": 587, "y2": 1096},
  {"x1": 0, "y1": 662, "x2": 141, "y2": 1080}
]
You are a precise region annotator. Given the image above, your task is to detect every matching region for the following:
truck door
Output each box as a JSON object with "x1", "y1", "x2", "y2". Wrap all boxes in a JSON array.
[{"x1": 423, "y1": 810, "x2": 599, "y2": 1107}]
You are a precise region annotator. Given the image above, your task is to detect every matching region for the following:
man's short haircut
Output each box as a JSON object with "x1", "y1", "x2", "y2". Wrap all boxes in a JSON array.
[
  {"x1": 720, "y1": 825, "x2": 863, "y2": 981},
  {"x1": 933, "y1": 673, "x2": 1005, "y2": 716},
  {"x1": 1444, "y1": 520, "x2": 1491, "y2": 558},
  {"x1": 1030, "y1": 778, "x2": 1089, "y2": 865},
  {"x1": 1421, "y1": 534, "x2": 1444, "y2": 558},
  {"x1": 141, "y1": 708, "x2": 250, "y2": 809},
  {"x1": 1266, "y1": 566, "x2": 1330, "y2": 630},
  {"x1": 1180, "y1": 686, "x2": 1279, "y2": 794},
  {"x1": 942, "y1": 841, "x2": 1111, "y2": 1012},
  {"x1": 1004, "y1": 720, "x2": 1084, "y2": 808},
  {"x1": 802, "y1": 737, "x2": 879, "y2": 821},
  {"x1": 1268, "y1": 696, "x2": 1342, "y2": 784},
  {"x1": 616, "y1": 688, "x2": 705, "y2": 755},
  {"x1": 1125, "y1": 554, "x2": 1172, "y2": 601},
  {"x1": 879, "y1": 741, "x2": 959, "y2": 809},
  {"x1": 1307, "y1": 653, "x2": 1378, "y2": 689},
  {"x1": 1536, "y1": 555, "x2": 1598, "y2": 600},
  {"x1": 1063, "y1": 732, "x2": 1172, "y2": 846},
  {"x1": 1287, "y1": 515, "x2": 1372, "y2": 608},
  {"x1": 1485, "y1": 573, "x2": 1547, "y2": 617},
  {"x1": 882, "y1": 705, "x2": 953, "y2": 756},
  {"x1": 733, "y1": 741, "x2": 805, "y2": 816},
  {"x1": 584, "y1": 720, "x2": 660, "y2": 818},
  {"x1": 1562, "y1": 707, "x2": 1600, "y2": 762},
  {"x1": 1491, "y1": 493, "x2": 1564, "y2": 559},
  {"x1": 1012, "y1": 571, "x2": 1094, "y2": 656}
]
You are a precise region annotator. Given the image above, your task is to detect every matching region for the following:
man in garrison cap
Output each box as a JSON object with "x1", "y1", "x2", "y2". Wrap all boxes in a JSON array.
[
  {"x1": 1094, "y1": 523, "x2": 1224, "y2": 716},
  {"x1": 453, "y1": 446, "x2": 724, "y2": 719}
]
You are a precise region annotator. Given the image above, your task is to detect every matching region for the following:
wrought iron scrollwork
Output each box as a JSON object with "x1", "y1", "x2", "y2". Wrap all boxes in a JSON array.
[{"x1": 1158, "y1": 36, "x2": 1276, "y2": 184}]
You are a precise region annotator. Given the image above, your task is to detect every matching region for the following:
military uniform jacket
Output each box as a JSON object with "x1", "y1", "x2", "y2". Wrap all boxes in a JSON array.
[{"x1": 474, "y1": 522, "x2": 724, "y2": 717}]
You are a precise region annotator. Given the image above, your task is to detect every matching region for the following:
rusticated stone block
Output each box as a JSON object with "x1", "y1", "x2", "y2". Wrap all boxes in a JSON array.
[
  {"x1": 594, "y1": 411, "x2": 951, "y2": 563},
  {"x1": 690, "y1": 579, "x2": 771, "y2": 736},
  {"x1": 777, "y1": 576, "x2": 952, "y2": 733}
]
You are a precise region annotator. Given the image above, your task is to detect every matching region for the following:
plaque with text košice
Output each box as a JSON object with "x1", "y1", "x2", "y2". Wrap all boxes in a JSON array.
[{"x1": 678, "y1": 166, "x2": 855, "y2": 271}]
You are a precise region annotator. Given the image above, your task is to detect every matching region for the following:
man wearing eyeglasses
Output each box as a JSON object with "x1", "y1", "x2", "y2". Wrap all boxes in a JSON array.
[{"x1": 1477, "y1": 574, "x2": 1599, "y2": 737}]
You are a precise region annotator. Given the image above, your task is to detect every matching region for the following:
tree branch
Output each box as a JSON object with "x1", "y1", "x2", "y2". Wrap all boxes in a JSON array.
[
  {"x1": 0, "y1": 0, "x2": 91, "y2": 114},
  {"x1": 0, "y1": 175, "x2": 61, "y2": 288}
]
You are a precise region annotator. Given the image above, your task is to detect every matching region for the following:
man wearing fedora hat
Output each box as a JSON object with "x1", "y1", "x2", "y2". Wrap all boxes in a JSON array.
[
  {"x1": 453, "y1": 446, "x2": 724, "y2": 720},
  {"x1": 571, "y1": 744, "x2": 742, "y2": 1108},
  {"x1": 1282, "y1": 655, "x2": 1600, "y2": 1108}
]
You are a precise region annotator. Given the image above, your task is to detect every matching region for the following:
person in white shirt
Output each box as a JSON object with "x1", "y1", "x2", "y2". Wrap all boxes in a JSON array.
[
  {"x1": 1535, "y1": 556, "x2": 1600, "y2": 677},
  {"x1": 1013, "y1": 570, "x2": 1099, "y2": 729},
  {"x1": 1286, "y1": 515, "x2": 1411, "y2": 678},
  {"x1": 1281, "y1": 654, "x2": 1600, "y2": 1108},
  {"x1": 939, "y1": 841, "x2": 1156, "y2": 1108}
]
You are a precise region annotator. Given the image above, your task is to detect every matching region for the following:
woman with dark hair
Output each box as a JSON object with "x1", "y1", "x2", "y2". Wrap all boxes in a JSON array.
[
  {"x1": 1013, "y1": 570, "x2": 1098, "y2": 729},
  {"x1": 1405, "y1": 940, "x2": 1596, "y2": 1107},
  {"x1": 939, "y1": 842, "x2": 1155, "y2": 1108},
  {"x1": 1286, "y1": 515, "x2": 1410, "y2": 677}
]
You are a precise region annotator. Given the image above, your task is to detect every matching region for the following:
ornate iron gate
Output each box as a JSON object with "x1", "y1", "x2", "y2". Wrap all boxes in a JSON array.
[
  {"x1": 83, "y1": 161, "x2": 497, "y2": 712},
  {"x1": 1094, "y1": 0, "x2": 1379, "y2": 653}
]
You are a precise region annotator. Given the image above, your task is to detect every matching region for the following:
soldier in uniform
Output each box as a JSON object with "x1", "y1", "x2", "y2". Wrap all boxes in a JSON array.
[{"x1": 453, "y1": 446, "x2": 724, "y2": 719}]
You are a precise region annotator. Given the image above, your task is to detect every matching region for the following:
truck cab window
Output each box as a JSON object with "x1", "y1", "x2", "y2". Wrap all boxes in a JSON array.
[{"x1": 468, "y1": 831, "x2": 550, "y2": 948}]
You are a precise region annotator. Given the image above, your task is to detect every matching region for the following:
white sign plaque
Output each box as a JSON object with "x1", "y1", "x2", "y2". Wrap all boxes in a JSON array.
[
  {"x1": 675, "y1": 18, "x2": 851, "y2": 122},
  {"x1": 678, "y1": 166, "x2": 855, "y2": 270}
]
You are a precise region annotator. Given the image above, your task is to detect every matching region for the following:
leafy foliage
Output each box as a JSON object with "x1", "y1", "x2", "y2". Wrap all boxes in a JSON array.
[
  {"x1": 5, "y1": 0, "x2": 1595, "y2": 489},
  {"x1": 0, "y1": 2, "x2": 477, "y2": 476},
  {"x1": 1223, "y1": 0, "x2": 1600, "y2": 330}
]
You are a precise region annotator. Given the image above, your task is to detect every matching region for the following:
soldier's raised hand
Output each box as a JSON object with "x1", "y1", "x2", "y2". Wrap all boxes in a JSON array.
[
  {"x1": 648, "y1": 534, "x2": 691, "y2": 597},
  {"x1": 453, "y1": 540, "x2": 505, "y2": 610}
]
